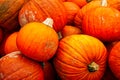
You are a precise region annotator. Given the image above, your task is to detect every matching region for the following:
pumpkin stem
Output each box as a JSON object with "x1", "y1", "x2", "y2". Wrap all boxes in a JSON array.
[
  {"x1": 43, "y1": 18, "x2": 54, "y2": 28},
  {"x1": 88, "y1": 62, "x2": 99, "y2": 72},
  {"x1": 86, "y1": 0, "x2": 92, "y2": 3},
  {"x1": 57, "y1": 32, "x2": 62, "y2": 39},
  {"x1": 101, "y1": 0, "x2": 107, "y2": 7}
]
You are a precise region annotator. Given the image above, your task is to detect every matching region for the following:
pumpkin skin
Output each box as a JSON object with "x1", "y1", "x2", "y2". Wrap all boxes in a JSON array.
[
  {"x1": 108, "y1": 41, "x2": 120, "y2": 79},
  {"x1": 0, "y1": 0, "x2": 29, "y2": 31},
  {"x1": 82, "y1": 6, "x2": 120, "y2": 42},
  {"x1": 16, "y1": 21, "x2": 59, "y2": 62},
  {"x1": 19, "y1": 0, "x2": 67, "y2": 32},
  {"x1": 0, "y1": 51, "x2": 44, "y2": 80},
  {"x1": 4, "y1": 32, "x2": 19, "y2": 54},
  {"x1": 53, "y1": 34, "x2": 107, "y2": 80},
  {"x1": 61, "y1": 25, "x2": 82, "y2": 38},
  {"x1": 0, "y1": 28, "x2": 3, "y2": 43},
  {"x1": 74, "y1": 0, "x2": 102, "y2": 28},
  {"x1": 63, "y1": 2, "x2": 80, "y2": 25},
  {"x1": 66, "y1": 0, "x2": 92, "y2": 8}
]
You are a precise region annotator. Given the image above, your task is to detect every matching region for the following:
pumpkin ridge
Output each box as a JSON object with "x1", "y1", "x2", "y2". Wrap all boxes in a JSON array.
[
  {"x1": 55, "y1": 59, "x2": 85, "y2": 74},
  {"x1": 59, "y1": 47, "x2": 85, "y2": 68},
  {"x1": 60, "y1": 40, "x2": 88, "y2": 64},
  {"x1": 32, "y1": 0, "x2": 50, "y2": 17},
  {"x1": 0, "y1": 0, "x2": 22, "y2": 23},
  {"x1": 4, "y1": 63, "x2": 40, "y2": 79},
  {"x1": 58, "y1": 46, "x2": 86, "y2": 68}
]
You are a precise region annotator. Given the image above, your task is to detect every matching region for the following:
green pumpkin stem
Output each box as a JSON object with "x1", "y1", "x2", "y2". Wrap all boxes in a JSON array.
[
  {"x1": 88, "y1": 62, "x2": 99, "y2": 72},
  {"x1": 43, "y1": 18, "x2": 54, "y2": 28},
  {"x1": 101, "y1": 0, "x2": 107, "y2": 7}
]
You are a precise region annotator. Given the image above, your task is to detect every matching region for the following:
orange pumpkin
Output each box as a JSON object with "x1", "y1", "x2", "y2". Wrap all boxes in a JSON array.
[
  {"x1": 109, "y1": 41, "x2": 120, "y2": 79},
  {"x1": 66, "y1": 0, "x2": 92, "y2": 8},
  {"x1": 19, "y1": 0, "x2": 67, "y2": 32},
  {"x1": 107, "y1": 0, "x2": 120, "y2": 11},
  {"x1": 16, "y1": 18, "x2": 59, "y2": 61},
  {"x1": 74, "y1": 0, "x2": 102, "y2": 28},
  {"x1": 82, "y1": 0, "x2": 120, "y2": 42},
  {"x1": 61, "y1": 25, "x2": 82, "y2": 37},
  {"x1": 63, "y1": 2, "x2": 80, "y2": 25},
  {"x1": 0, "y1": 51, "x2": 44, "y2": 80},
  {"x1": 4, "y1": 32, "x2": 19, "y2": 54},
  {"x1": 0, "y1": 0, "x2": 29, "y2": 31},
  {"x1": 53, "y1": 34, "x2": 107, "y2": 80},
  {"x1": 0, "y1": 28, "x2": 3, "y2": 43}
]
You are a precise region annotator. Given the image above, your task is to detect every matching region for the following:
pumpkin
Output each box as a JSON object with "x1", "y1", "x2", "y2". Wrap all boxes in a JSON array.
[
  {"x1": 53, "y1": 34, "x2": 107, "y2": 80},
  {"x1": 107, "y1": 0, "x2": 120, "y2": 11},
  {"x1": 74, "y1": 0, "x2": 103, "y2": 28},
  {"x1": 66, "y1": 0, "x2": 92, "y2": 8},
  {"x1": 19, "y1": 0, "x2": 67, "y2": 32},
  {"x1": 0, "y1": 0, "x2": 29, "y2": 31},
  {"x1": 61, "y1": 25, "x2": 82, "y2": 38},
  {"x1": 0, "y1": 51, "x2": 44, "y2": 80},
  {"x1": 16, "y1": 18, "x2": 59, "y2": 61},
  {"x1": 42, "y1": 61, "x2": 57, "y2": 80},
  {"x1": 82, "y1": 0, "x2": 120, "y2": 42},
  {"x1": 63, "y1": 2, "x2": 80, "y2": 25},
  {"x1": 4, "y1": 32, "x2": 19, "y2": 54},
  {"x1": 108, "y1": 41, "x2": 120, "y2": 79}
]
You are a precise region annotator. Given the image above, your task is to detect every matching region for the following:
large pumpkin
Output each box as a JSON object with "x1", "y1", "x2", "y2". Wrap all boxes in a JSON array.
[
  {"x1": 0, "y1": 0, "x2": 29, "y2": 31},
  {"x1": 53, "y1": 34, "x2": 107, "y2": 80},
  {"x1": 19, "y1": 0, "x2": 67, "y2": 32},
  {"x1": 108, "y1": 41, "x2": 120, "y2": 79},
  {"x1": 16, "y1": 18, "x2": 59, "y2": 61},
  {"x1": 82, "y1": 1, "x2": 120, "y2": 42},
  {"x1": 0, "y1": 51, "x2": 44, "y2": 80}
]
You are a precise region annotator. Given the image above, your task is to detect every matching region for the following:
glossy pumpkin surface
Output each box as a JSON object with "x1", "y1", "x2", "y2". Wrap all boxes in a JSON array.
[
  {"x1": 16, "y1": 22, "x2": 58, "y2": 61},
  {"x1": 0, "y1": 51, "x2": 44, "y2": 80},
  {"x1": 54, "y1": 34, "x2": 107, "y2": 80}
]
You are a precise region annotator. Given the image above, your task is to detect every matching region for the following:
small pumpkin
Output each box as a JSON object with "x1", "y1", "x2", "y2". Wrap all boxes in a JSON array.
[
  {"x1": 108, "y1": 41, "x2": 120, "y2": 79},
  {"x1": 66, "y1": 0, "x2": 92, "y2": 8},
  {"x1": 19, "y1": 0, "x2": 67, "y2": 32},
  {"x1": 53, "y1": 34, "x2": 107, "y2": 80},
  {"x1": 4, "y1": 32, "x2": 19, "y2": 54},
  {"x1": 16, "y1": 18, "x2": 59, "y2": 61},
  {"x1": 82, "y1": 0, "x2": 120, "y2": 42},
  {"x1": 61, "y1": 25, "x2": 82, "y2": 38},
  {"x1": 63, "y1": 2, "x2": 80, "y2": 25},
  {"x1": 74, "y1": 0, "x2": 103, "y2": 28},
  {"x1": 0, "y1": 0, "x2": 29, "y2": 31},
  {"x1": 0, "y1": 51, "x2": 44, "y2": 80}
]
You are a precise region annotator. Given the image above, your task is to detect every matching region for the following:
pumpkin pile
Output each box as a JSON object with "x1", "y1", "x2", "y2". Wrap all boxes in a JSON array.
[{"x1": 0, "y1": 0, "x2": 120, "y2": 80}]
